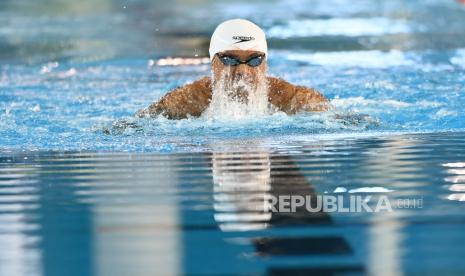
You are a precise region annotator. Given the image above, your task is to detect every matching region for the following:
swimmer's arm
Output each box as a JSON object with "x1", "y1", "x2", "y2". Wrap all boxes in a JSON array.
[
  {"x1": 292, "y1": 85, "x2": 331, "y2": 112},
  {"x1": 136, "y1": 77, "x2": 212, "y2": 119},
  {"x1": 268, "y1": 77, "x2": 331, "y2": 114}
]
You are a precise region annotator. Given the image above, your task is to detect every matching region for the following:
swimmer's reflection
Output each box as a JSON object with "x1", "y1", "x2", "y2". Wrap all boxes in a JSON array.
[
  {"x1": 212, "y1": 151, "x2": 272, "y2": 231},
  {"x1": 211, "y1": 151, "x2": 330, "y2": 231}
]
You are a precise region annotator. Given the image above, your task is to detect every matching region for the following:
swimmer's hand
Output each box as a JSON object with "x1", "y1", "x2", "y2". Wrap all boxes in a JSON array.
[
  {"x1": 102, "y1": 119, "x2": 142, "y2": 135},
  {"x1": 332, "y1": 113, "x2": 380, "y2": 129}
]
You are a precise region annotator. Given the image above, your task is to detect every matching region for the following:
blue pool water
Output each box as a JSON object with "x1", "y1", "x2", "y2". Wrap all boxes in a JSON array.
[
  {"x1": 2, "y1": 133, "x2": 465, "y2": 275},
  {"x1": 1, "y1": 0, "x2": 465, "y2": 151},
  {"x1": 1, "y1": 0, "x2": 465, "y2": 275}
]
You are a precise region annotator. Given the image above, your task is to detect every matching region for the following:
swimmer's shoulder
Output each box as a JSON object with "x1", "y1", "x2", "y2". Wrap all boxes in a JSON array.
[
  {"x1": 189, "y1": 76, "x2": 212, "y2": 93},
  {"x1": 157, "y1": 76, "x2": 213, "y2": 105},
  {"x1": 164, "y1": 76, "x2": 211, "y2": 97},
  {"x1": 136, "y1": 76, "x2": 212, "y2": 119},
  {"x1": 266, "y1": 76, "x2": 330, "y2": 113},
  {"x1": 266, "y1": 76, "x2": 322, "y2": 96},
  {"x1": 266, "y1": 76, "x2": 292, "y2": 93}
]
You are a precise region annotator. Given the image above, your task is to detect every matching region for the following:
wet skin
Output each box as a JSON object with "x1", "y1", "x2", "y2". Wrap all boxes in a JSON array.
[{"x1": 137, "y1": 50, "x2": 330, "y2": 119}]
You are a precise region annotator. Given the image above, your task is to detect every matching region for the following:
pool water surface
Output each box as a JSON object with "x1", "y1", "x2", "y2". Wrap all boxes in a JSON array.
[{"x1": 1, "y1": 0, "x2": 465, "y2": 275}]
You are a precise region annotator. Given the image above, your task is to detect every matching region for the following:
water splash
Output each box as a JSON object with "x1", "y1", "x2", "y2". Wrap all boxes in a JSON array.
[{"x1": 203, "y1": 69, "x2": 270, "y2": 121}]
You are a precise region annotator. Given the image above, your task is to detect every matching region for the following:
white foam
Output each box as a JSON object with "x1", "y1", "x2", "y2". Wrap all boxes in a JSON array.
[
  {"x1": 333, "y1": 187, "x2": 347, "y2": 193},
  {"x1": 331, "y1": 96, "x2": 411, "y2": 108},
  {"x1": 433, "y1": 108, "x2": 458, "y2": 118},
  {"x1": 450, "y1": 49, "x2": 465, "y2": 68},
  {"x1": 31, "y1": 105, "x2": 40, "y2": 113},
  {"x1": 40, "y1": 61, "x2": 59, "y2": 74},
  {"x1": 443, "y1": 162, "x2": 465, "y2": 168},
  {"x1": 267, "y1": 17, "x2": 410, "y2": 38},
  {"x1": 333, "y1": 186, "x2": 394, "y2": 193},
  {"x1": 286, "y1": 50, "x2": 415, "y2": 68},
  {"x1": 202, "y1": 70, "x2": 270, "y2": 121},
  {"x1": 348, "y1": 187, "x2": 394, "y2": 193}
]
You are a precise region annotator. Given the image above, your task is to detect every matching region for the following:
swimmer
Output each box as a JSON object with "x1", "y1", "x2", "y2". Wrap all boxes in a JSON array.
[{"x1": 136, "y1": 19, "x2": 330, "y2": 119}]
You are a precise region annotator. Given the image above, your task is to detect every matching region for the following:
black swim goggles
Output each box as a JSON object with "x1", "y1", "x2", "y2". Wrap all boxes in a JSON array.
[{"x1": 216, "y1": 53, "x2": 265, "y2": 67}]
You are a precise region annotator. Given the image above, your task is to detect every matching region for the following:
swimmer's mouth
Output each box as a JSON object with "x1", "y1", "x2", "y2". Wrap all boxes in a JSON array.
[{"x1": 228, "y1": 88, "x2": 249, "y2": 103}]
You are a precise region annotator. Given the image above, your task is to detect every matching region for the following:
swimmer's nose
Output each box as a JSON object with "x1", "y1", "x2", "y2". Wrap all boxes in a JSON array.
[{"x1": 234, "y1": 64, "x2": 253, "y2": 79}]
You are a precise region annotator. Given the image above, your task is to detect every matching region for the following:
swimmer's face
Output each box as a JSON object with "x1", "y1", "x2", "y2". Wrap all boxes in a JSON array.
[{"x1": 211, "y1": 50, "x2": 267, "y2": 92}]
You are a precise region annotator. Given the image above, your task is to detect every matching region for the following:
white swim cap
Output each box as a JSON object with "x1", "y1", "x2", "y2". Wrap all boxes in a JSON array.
[{"x1": 209, "y1": 19, "x2": 268, "y2": 61}]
